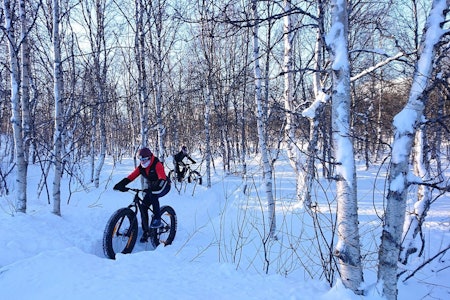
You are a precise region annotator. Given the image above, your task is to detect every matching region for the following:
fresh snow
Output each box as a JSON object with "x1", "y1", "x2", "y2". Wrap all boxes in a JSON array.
[{"x1": 1, "y1": 154, "x2": 449, "y2": 299}]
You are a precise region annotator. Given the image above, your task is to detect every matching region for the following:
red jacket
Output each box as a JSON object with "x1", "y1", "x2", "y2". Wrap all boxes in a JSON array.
[{"x1": 127, "y1": 155, "x2": 167, "y2": 182}]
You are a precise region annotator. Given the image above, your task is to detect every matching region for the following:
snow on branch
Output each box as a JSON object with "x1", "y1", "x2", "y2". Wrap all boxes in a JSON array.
[
  {"x1": 350, "y1": 51, "x2": 405, "y2": 82},
  {"x1": 302, "y1": 90, "x2": 329, "y2": 119}
]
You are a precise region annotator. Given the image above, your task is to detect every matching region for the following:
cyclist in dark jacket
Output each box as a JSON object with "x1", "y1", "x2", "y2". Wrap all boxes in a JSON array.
[
  {"x1": 173, "y1": 146, "x2": 196, "y2": 182},
  {"x1": 113, "y1": 147, "x2": 170, "y2": 243}
]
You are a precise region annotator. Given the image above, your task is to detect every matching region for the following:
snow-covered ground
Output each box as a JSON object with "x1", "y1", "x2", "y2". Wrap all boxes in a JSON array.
[{"x1": 1, "y1": 154, "x2": 449, "y2": 299}]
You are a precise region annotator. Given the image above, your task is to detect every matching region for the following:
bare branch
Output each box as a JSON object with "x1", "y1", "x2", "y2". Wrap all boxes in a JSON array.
[
  {"x1": 350, "y1": 51, "x2": 406, "y2": 82},
  {"x1": 402, "y1": 245, "x2": 450, "y2": 282}
]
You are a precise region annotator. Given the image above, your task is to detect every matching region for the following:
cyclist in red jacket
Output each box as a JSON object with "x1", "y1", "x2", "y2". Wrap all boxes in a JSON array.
[{"x1": 113, "y1": 147, "x2": 170, "y2": 243}]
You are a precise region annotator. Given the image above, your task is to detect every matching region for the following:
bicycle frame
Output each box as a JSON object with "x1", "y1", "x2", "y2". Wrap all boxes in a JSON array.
[
  {"x1": 126, "y1": 188, "x2": 177, "y2": 245},
  {"x1": 183, "y1": 164, "x2": 194, "y2": 180},
  {"x1": 174, "y1": 163, "x2": 196, "y2": 181}
]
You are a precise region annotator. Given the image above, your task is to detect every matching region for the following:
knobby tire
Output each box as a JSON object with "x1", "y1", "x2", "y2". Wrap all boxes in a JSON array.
[
  {"x1": 103, "y1": 208, "x2": 138, "y2": 259},
  {"x1": 189, "y1": 170, "x2": 202, "y2": 185},
  {"x1": 149, "y1": 205, "x2": 177, "y2": 248},
  {"x1": 168, "y1": 170, "x2": 180, "y2": 191}
]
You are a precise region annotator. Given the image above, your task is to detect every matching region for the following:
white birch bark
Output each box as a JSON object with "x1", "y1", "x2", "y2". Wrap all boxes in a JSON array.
[
  {"x1": 154, "y1": 74, "x2": 166, "y2": 162},
  {"x1": 153, "y1": 64, "x2": 165, "y2": 162},
  {"x1": 19, "y1": 0, "x2": 31, "y2": 159},
  {"x1": 302, "y1": 0, "x2": 328, "y2": 208},
  {"x1": 135, "y1": 0, "x2": 149, "y2": 148},
  {"x1": 375, "y1": 87, "x2": 384, "y2": 160},
  {"x1": 204, "y1": 83, "x2": 212, "y2": 188},
  {"x1": 433, "y1": 96, "x2": 444, "y2": 180},
  {"x1": 151, "y1": 4, "x2": 166, "y2": 162},
  {"x1": 252, "y1": 0, "x2": 276, "y2": 238},
  {"x1": 90, "y1": 108, "x2": 97, "y2": 184},
  {"x1": 93, "y1": 0, "x2": 107, "y2": 187},
  {"x1": 199, "y1": 11, "x2": 213, "y2": 188},
  {"x1": 82, "y1": 0, "x2": 98, "y2": 185},
  {"x1": 52, "y1": 0, "x2": 64, "y2": 216},
  {"x1": 240, "y1": 96, "x2": 247, "y2": 180},
  {"x1": 283, "y1": 0, "x2": 305, "y2": 204},
  {"x1": 93, "y1": 88, "x2": 107, "y2": 188},
  {"x1": 328, "y1": 0, "x2": 363, "y2": 293},
  {"x1": 400, "y1": 126, "x2": 431, "y2": 264},
  {"x1": 240, "y1": 29, "x2": 250, "y2": 185},
  {"x1": 4, "y1": 0, "x2": 27, "y2": 213},
  {"x1": 378, "y1": 1, "x2": 449, "y2": 299}
]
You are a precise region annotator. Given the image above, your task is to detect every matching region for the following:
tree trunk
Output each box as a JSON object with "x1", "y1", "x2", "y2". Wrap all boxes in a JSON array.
[
  {"x1": 153, "y1": 64, "x2": 166, "y2": 162},
  {"x1": 329, "y1": 0, "x2": 363, "y2": 293},
  {"x1": 378, "y1": 1, "x2": 449, "y2": 299},
  {"x1": 90, "y1": 108, "x2": 97, "y2": 184},
  {"x1": 400, "y1": 126, "x2": 431, "y2": 264},
  {"x1": 19, "y1": 0, "x2": 32, "y2": 165},
  {"x1": 302, "y1": 0, "x2": 327, "y2": 207},
  {"x1": 432, "y1": 93, "x2": 445, "y2": 181},
  {"x1": 240, "y1": 29, "x2": 250, "y2": 182},
  {"x1": 199, "y1": 7, "x2": 215, "y2": 188},
  {"x1": 4, "y1": 0, "x2": 27, "y2": 213},
  {"x1": 150, "y1": 1, "x2": 166, "y2": 162},
  {"x1": 93, "y1": 0, "x2": 108, "y2": 188},
  {"x1": 252, "y1": 0, "x2": 276, "y2": 239},
  {"x1": 135, "y1": 0, "x2": 149, "y2": 148},
  {"x1": 204, "y1": 83, "x2": 212, "y2": 188},
  {"x1": 52, "y1": 0, "x2": 64, "y2": 216},
  {"x1": 283, "y1": 0, "x2": 305, "y2": 204}
]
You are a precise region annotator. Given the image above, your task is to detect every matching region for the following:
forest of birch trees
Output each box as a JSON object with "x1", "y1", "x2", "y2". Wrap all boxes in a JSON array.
[{"x1": 1, "y1": 0, "x2": 449, "y2": 299}]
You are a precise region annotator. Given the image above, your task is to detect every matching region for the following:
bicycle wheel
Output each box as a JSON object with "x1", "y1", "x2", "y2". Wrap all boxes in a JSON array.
[
  {"x1": 168, "y1": 170, "x2": 177, "y2": 182},
  {"x1": 149, "y1": 205, "x2": 177, "y2": 248},
  {"x1": 189, "y1": 170, "x2": 202, "y2": 185},
  {"x1": 168, "y1": 170, "x2": 181, "y2": 190},
  {"x1": 103, "y1": 208, "x2": 138, "y2": 259}
]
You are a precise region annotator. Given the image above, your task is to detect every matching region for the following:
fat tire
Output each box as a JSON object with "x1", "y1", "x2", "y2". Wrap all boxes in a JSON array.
[
  {"x1": 189, "y1": 170, "x2": 202, "y2": 185},
  {"x1": 168, "y1": 170, "x2": 180, "y2": 189},
  {"x1": 149, "y1": 205, "x2": 177, "y2": 248},
  {"x1": 103, "y1": 208, "x2": 138, "y2": 259}
]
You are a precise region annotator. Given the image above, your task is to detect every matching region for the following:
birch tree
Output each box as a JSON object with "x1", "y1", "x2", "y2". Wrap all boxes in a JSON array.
[
  {"x1": 283, "y1": 0, "x2": 306, "y2": 204},
  {"x1": 19, "y1": 0, "x2": 33, "y2": 165},
  {"x1": 400, "y1": 124, "x2": 431, "y2": 264},
  {"x1": 302, "y1": 0, "x2": 328, "y2": 208},
  {"x1": 148, "y1": 0, "x2": 181, "y2": 162},
  {"x1": 240, "y1": 33, "x2": 250, "y2": 181},
  {"x1": 52, "y1": 0, "x2": 64, "y2": 216},
  {"x1": 378, "y1": 1, "x2": 450, "y2": 299},
  {"x1": 149, "y1": 0, "x2": 166, "y2": 162},
  {"x1": 239, "y1": 27, "x2": 251, "y2": 181},
  {"x1": 198, "y1": 0, "x2": 214, "y2": 188},
  {"x1": 82, "y1": 0, "x2": 109, "y2": 187},
  {"x1": 251, "y1": 0, "x2": 276, "y2": 238},
  {"x1": 135, "y1": 0, "x2": 150, "y2": 148},
  {"x1": 327, "y1": 0, "x2": 363, "y2": 293},
  {"x1": 3, "y1": 0, "x2": 28, "y2": 213}
]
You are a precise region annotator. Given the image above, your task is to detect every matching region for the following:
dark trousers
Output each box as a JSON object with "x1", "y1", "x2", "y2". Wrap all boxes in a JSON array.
[{"x1": 139, "y1": 182, "x2": 170, "y2": 232}]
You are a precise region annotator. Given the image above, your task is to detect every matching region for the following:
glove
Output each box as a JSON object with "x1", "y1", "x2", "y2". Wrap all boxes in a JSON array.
[{"x1": 113, "y1": 178, "x2": 131, "y2": 192}]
